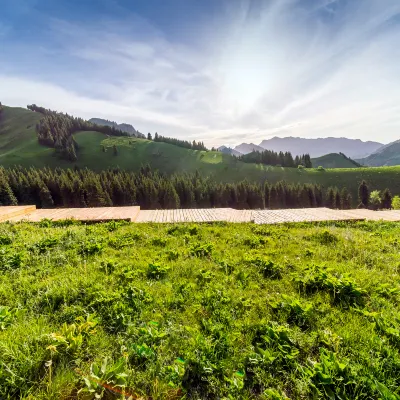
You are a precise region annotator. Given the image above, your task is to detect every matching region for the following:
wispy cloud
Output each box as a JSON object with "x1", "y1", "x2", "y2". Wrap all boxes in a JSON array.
[{"x1": 1, "y1": 0, "x2": 400, "y2": 147}]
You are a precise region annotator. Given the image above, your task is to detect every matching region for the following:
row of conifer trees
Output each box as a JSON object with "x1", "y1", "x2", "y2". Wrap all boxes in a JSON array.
[{"x1": 0, "y1": 165, "x2": 386, "y2": 210}]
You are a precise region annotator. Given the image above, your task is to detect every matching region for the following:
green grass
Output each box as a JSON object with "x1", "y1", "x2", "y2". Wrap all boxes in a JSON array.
[
  {"x1": 2, "y1": 106, "x2": 400, "y2": 203},
  {"x1": 1, "y1": 220, "x2": 400, "y2": 399},
  {"x1": 311, "y1": 153, "x2": 359, "y2": 169}
]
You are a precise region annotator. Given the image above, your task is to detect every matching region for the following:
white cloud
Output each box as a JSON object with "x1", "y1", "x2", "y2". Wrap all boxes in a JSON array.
[{"x1": 2, "y1": 0, "x2": 400, "y2": 147}]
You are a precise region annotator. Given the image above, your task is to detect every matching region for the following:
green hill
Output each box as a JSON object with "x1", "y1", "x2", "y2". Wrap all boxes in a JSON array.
[
  {"x1": 311, "y1": 153, "x2": 361, "y2": 169},
  {"x1": 2, "y1": 105, "x2": 400, "y2": 203}
]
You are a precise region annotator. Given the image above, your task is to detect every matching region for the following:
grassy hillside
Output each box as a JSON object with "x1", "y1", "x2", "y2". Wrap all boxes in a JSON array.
[
  {"x1": 1, "y1": 106, "x2": 400, "y2": 203},
  {"x1": 1, "y1": 220, "x2": 400, "y2": 398},
  {"x1": 311, "y1": 153, "x2": 360, "y2": 169}
]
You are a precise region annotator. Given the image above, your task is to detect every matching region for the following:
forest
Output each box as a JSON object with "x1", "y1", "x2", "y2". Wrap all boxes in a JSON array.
[
  {"x1": 27, "y1": 105, "x2": 143, "y2": 161},
  {"x1": 0, "y1": 165, "x2": 392, "y2": 211},
  {"x1": 239, "y1": 150, "x2": 313, "y2": 168},
  {"x1": 150, "y1": 132, "x2": 207, "y2": 151}
]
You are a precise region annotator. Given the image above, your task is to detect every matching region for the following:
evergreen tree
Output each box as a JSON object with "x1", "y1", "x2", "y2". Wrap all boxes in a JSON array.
[
  {"x1": 358, "y1": 180, "x2": 369, "y2": 208},
  {"x1": 335, "y1": 189, "x2": 341, "y2": 210},
  {"x1": 0, "y1": 178, "x2": 18, "y2": 206},
  {"x1": 325, "y1": 187, "x2": 335, "y2": 209},
  {"x1": 113, "y1": 145, "x2": 118, "y2": 156},
  {"x1": 340, "y1": 188, "x2": 351, "y2": 210},
  {"x1": 381, "y1": 188, "x2": 393, "y2": 209},
  {"x1": 269, "y1": 186, "x2": 280, "y2": 209},
  {"x1": 39, "y1": 184, "x2": 54, "y2": 208},
  {"x1": 147, "y1": 133, "x2": 152, "y2": 140}
]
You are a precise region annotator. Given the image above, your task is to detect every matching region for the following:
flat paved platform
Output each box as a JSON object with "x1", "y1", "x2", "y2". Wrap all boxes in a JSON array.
[{"x1": 2, "y1": 206, "x2": 400, "y2": 224}]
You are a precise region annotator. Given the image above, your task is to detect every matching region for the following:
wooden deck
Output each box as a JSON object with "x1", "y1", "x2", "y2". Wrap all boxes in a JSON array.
[
  {"x1": 10, "y1": 206, "x2": 140, "y2": 222},
  {"x1": 0, "y1": 205, "x2": 36, "y2": 222},
  {"x1": 2, "y1": 206, "x2": 400, "y2": 224}
]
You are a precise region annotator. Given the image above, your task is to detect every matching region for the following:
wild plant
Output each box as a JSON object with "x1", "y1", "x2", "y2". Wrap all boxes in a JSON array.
[
  {"x1": 0, "y1": 248, "x2": 23, "y2": 271},
  {"x1": 190, "y1": 242, "x2": 213, "y2": 257},
  {"x1": 295, "y1": 265, "x2": 365, "y2": 307},
  {"x1": 270, "y1": 295, "x2": 314, "y2": 328},
  {"x1": 147, "y1": 262, "x2": 170, "y2": 279},
  {"x1": 0, "y1": 306, "x2": 23, "y2": 330},
  {"x1": 78, "y1": 357, "x2": 129, "y2": 399},
  {"x1": 80, "y1": 238, "x2": 104, "y2": 256},
  {"x1": 245, "y1": 255, "x2": 282, "y2": 279}
]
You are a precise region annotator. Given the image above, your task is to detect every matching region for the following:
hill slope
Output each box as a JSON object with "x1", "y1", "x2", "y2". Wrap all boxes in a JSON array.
[
  {"x1": 311, "y1": 153, "x2": 361, "y2": 169},
  {"x1": 257, "y1": 136, "x2": 382, "y2": 158},
  {"x1": 360, "y1": 140, "x2": 400, "y2": 166},
  {"x1": 1, "y1": 105, "x2": 400, "y2": 203}
]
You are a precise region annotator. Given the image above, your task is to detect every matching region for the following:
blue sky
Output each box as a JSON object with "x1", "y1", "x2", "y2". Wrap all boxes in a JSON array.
[{"x1": 2, "y1": 0, "x2": 400, "y2": 147}]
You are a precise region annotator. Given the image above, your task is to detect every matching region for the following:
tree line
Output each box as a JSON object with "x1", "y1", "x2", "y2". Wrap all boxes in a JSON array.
[
  {"x1": 238, "y1": 150, "x2": 313, "y2": 168},
  {"x1": 0, "y1": 165, "x2": 392, "y2": 211},
  {"x1": 27, "y1": 104, "x2": 144, "y2": 161},
  {"x1": 147, "y1": 132, "x2": 207, "y2": 151}
]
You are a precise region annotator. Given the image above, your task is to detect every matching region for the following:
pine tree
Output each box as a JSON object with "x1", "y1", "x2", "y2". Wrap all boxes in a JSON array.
[
  {"x1": 39, "y1": 184, "x2": 54, "y2": 208},
  {"x1": 358, "y1": 180, "x2": 369, "y2": 208},
  {"x1": 147, "y1": 133, "x2": 152, "y2": 140},
  {"x1": 381, "y1": 188, "x2": 392, "y2": 209},
  {"x1": 0, "y1": 178, "x2": 18, "y2": 206},
  {"x1": 340, "y1": 188, "x2": 351, "y2": 209},
  {"x1": 335, "y1": 189, "x2": 341, "y2": 210},
  {"x1": 269, "y1": 186, "x2": 280, "y2": 209},
  {"x1": 325, "y1": 187, "x2": 335, "y2": 209}
]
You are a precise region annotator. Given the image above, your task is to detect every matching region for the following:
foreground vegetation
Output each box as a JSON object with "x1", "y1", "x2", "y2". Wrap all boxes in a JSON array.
[{"x1": 1, "y1": 220, "x2": 400, "y2": 399}]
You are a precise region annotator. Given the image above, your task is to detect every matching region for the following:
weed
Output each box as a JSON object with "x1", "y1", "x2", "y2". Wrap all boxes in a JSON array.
[
  {"x1": 147, "y1": 262, "x2": 170, "y2": 279},
  {"x1": 78, "y1": 357, "x2": 128, "y2": 398},
  {"x1": 190, "y1": 242, "x2": 213, "y2": 257},
  {"x1": 295, "y1": 265, "x2": 366, "y2": 307},
  {"x1": 80, "y1": 239, "x2": 104, "y2": 256},
  {"x1": 0, "y1": 248, "x2": 23, "y2": 271},
  {"x1": 245, "y1": 255, "x2": 282, "y2": 279}
]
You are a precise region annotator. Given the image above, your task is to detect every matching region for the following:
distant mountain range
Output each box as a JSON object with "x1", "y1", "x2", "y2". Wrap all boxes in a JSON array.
[
  {"x1": 217, "y1": 145, "x2": 243, "y2": 156},
  {"x1": 89, "y1": 118, "x2": 138, "y2": 136},
  {"x1": 359, "y1": 139, "x2": 400, "y2": 166},
  {"x1": 233, "y1": 137, "x2": 383, "y2": 159}
]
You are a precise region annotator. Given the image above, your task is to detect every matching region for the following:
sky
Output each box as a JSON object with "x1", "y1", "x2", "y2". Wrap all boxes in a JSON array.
[{"x1": 1, "y1": 0, "x2": 400, "y2": 148}]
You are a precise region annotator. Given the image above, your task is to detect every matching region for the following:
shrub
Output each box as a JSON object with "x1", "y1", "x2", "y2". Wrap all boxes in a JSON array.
[
  {"x1": 317, "y1": 166, "x2": 325, "y2": 171},
  {"x1": 392, "y1": 196, "x2": 400, "y2": 210}
]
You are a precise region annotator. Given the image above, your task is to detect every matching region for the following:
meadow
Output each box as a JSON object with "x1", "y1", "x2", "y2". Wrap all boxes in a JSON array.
[{"x1": 1, "y1": 220, "x2": 400, "y2": 399}]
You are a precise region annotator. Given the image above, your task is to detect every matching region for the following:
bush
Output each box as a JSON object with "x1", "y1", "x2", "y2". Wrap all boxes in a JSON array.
[
  {"x1": 317, "y1": 166, "x2": 325, "y2": 171},
  {"x1": 392, "y1": 195, "x2": 400, "y2": 210}
]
